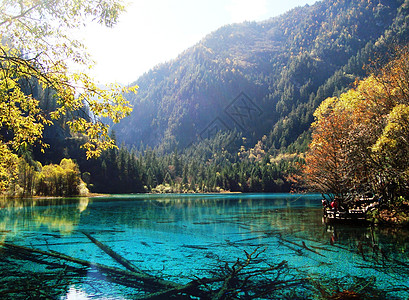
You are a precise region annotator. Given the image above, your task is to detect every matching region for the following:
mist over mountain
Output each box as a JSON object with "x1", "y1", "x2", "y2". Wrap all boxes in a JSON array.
[{"x1": 114, "y1": 0, "x2": 409, "y2": 152}]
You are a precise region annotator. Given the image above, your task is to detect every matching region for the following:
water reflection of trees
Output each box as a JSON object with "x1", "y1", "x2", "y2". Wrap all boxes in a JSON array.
[
  {"x1": 96, "y1": 195, "x2": 320, "y2": 237},
  {"x1": 135, "y1": 195, "x2": 314, "y2": 220},
  {"x1": 323, "y1": 223, "x2": 409, "y2": 262},
  {"x1": 0, "y1": 198, "x2": 90, "y2": 241}
]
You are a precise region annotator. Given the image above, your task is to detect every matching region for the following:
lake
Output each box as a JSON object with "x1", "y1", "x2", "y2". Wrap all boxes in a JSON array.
[{"x1": 0, "y1": 194, "x2": 408, "y2": 299}]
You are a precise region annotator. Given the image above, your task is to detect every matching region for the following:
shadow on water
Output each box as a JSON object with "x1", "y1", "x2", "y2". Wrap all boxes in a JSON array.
[{"x1": 0, "y1": 194, "x2": 408, "y2": 299}]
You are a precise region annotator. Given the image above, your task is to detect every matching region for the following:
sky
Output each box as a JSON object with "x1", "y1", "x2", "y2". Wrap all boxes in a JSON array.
[{"x1": 80, "y1": 0, "x2": 319, "y2": 85}]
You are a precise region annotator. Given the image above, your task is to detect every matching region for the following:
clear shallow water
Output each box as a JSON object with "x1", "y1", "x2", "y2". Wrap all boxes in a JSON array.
[{"x1": 0, "y1": 194, "x2": 408, "y2": 299}]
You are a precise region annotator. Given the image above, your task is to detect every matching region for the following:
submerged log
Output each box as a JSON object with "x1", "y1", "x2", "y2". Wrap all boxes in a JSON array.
[
  {"x1": 0, "y1": 242, "x2": 179, "y2": 291},
  {"x1": 1, "y1": 242, "x2": 305, "y2": 299},
  {"x1": 82, "y1": 231, "x2": 144, "y2": 274},
  {"x1": 81, "y1": 231, "x2": 180, "y2": 290},
  {"x1": 136, "y1": 278, "x2": 216, "y2": 300},
  {"x1": 138, "y1": 248, "x2": 296, "y2": 300},
  {"x1": 278, "y1": 235, "x2": 326, "y2": 257}
]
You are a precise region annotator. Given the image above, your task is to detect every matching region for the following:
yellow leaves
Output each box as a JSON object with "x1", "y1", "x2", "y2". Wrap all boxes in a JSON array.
[
  {"x1": 304, "y1": 46, "x2": 409, "y2": 197},
  {"x1": 0, "y1": 77, "x2": 46, "y2": 152},
  {"x1": 372, "y1": 104, "x2": 409, "y2": 154},
  {"x1": 372, "y1": 135, "x2": 396, "y2": 153},
  {"x1": 0, "y1": 0, "x2": 135, "y2": 192},
  {"x1": 67, "y1": 118, "x2": 116, "y2": 159},
  {"x1": 313, "y1": 75, "x2": 386, "y2": 141},
  {"x1": 60, "y1": 158, "x2": 77, "y2": 169},
  {"x1": 338, "y1": 86, "x2": 363, "y2": 109},
  {"x1": 0, "y1": 20, "x2": 136, "y2": 158},
  {"x1": 67, "y1": 72, "x2": 135, "y2": 124},
  {"x1": 125, "y1": 84, "x2": 139, "y2": 94},
  {"x1": 0, "y1": 143, "x2": 19, "y2": 192},
  {"x1": 36, "y1": 158, "x2": 85, "y2": 196},
  {"x1": 313, "y1": 96, "x2": 338, "y2": 123}
]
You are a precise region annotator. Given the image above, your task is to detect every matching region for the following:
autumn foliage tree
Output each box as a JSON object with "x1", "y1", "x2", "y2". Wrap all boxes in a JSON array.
[
  {"x1": 0, "y1": 0, "x2": 136, "y2": 193},
  {"x1": 36, "y1": 159, "x2": 86, "y2": 197},
  {"x1": 302, "y1": 97, "x2": 352, "y2": 202},
  {"x1": 301, "y1": 45, "x2": 409, "y2": 205}
]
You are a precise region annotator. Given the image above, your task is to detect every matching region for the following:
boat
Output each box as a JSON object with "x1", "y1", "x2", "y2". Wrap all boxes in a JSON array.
[{"x1": 323, "y1": 196, "x2": 379, "y2": 224}]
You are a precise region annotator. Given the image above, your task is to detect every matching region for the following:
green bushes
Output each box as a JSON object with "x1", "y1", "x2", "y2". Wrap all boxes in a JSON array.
[{"x1": 4, "y1": 158, "x2": 88, "y2": 198}]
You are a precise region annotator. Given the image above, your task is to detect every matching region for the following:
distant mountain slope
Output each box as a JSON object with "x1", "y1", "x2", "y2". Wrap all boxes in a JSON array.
[{"x1": 114, "y1": 0, "x2": 409, "y2": 152}]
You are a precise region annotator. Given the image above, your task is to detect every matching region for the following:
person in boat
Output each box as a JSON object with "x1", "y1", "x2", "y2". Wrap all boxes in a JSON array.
[
  {"x1": 321, "y1": 195, "x2": 331, "y2": 209},
  {"x1": 322, "y1": 200, "x2": 333, "y2": 212},
  {"x1": 330, "y1": 198, "x2": 338, "y2": 211}
]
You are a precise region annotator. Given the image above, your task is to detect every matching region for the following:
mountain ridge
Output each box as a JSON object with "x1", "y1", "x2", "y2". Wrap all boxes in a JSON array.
[{"x1": 114, "y1": 0, "x2": 408, "y2": 152}]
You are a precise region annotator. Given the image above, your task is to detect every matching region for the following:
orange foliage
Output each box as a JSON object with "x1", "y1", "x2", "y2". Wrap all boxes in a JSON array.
[{"x1": 301, "y1": 45, "x2": 409, "y2": 202}]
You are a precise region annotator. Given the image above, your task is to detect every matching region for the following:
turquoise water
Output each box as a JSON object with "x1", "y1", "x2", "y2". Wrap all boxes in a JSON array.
[{"x1": 0, "y1": 194, "x2": 408, "y2": 299}]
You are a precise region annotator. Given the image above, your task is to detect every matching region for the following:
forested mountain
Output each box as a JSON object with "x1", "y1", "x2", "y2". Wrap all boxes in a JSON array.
[
  {"x1": 114, "y1": 0, "x2": 409, "y2": 152},
  {"x1": 21, "y1": 0, "x2": 409, "y2": 195}
]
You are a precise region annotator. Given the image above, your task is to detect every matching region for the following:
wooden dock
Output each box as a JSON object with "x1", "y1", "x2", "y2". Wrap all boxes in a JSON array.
[{"x1": 323, "y1": 197, "x2": 379, "y2": 224}]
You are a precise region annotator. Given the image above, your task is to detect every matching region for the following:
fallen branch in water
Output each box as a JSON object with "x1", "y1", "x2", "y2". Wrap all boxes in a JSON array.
[
  {"x1": 277, "y1": 234, "x2": 326, "y2": 257},
  {"x1": 0, "y1": 242, "x2": 179, "y2": 291},
  {"x1": 0, "y1": 242, "x2": 305, "y2": 299},
  {"x1": 82, "y1": 231, "x2": 146, "y2": 274},
  {"x1": 0, "y1": 248, "x2": 86, "y2": 298},
  {"x1": 81, "y1": 231, "x2": 182, "y2": 291},
  {"x1": 138, "y1": 247, "x2": 303, "y2": 300}
]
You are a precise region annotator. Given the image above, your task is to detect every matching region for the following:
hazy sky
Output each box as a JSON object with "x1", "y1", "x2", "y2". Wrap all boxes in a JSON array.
[{"x1": 81, "y1": 0, "x2": 319, "y2": 84}]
